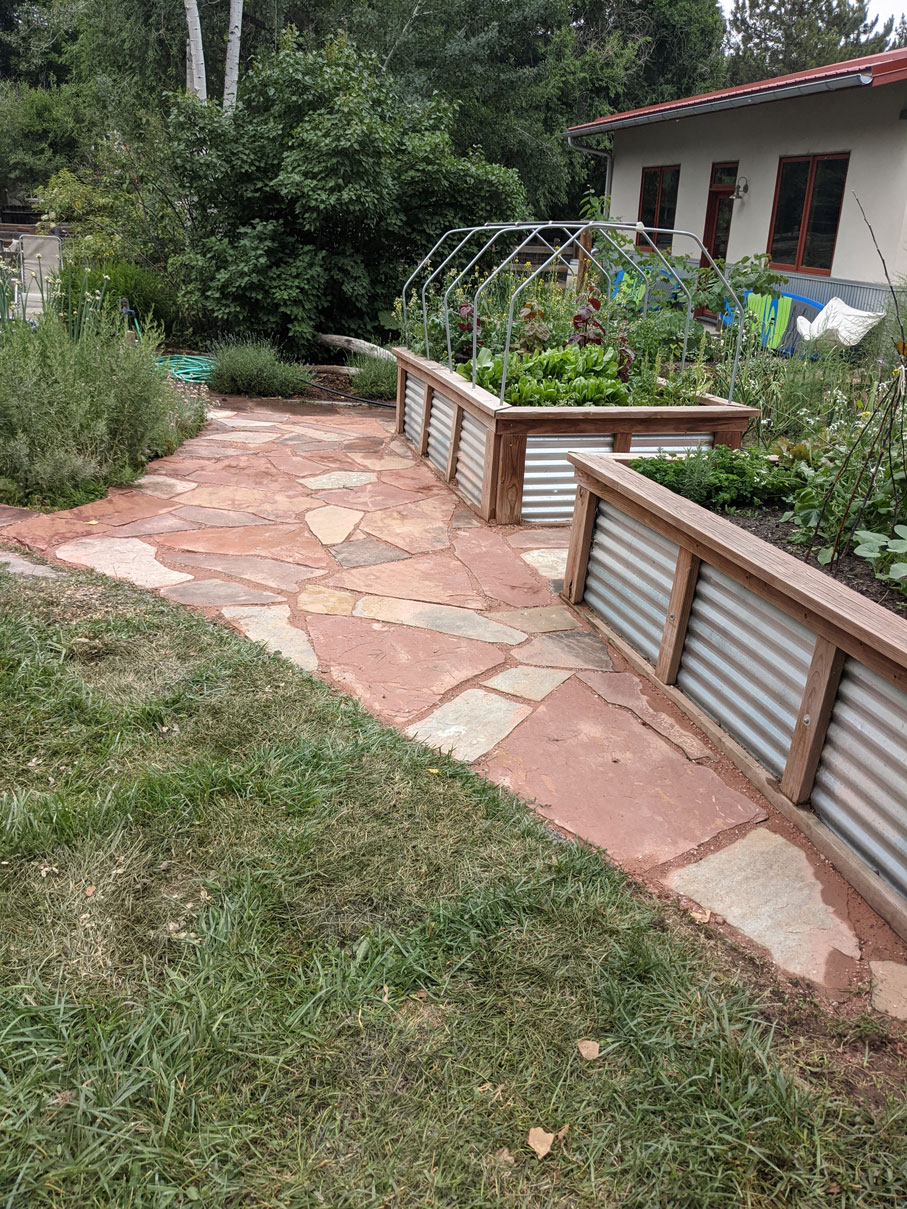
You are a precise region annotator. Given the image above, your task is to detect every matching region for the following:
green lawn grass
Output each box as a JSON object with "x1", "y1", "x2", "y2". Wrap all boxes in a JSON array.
[{"x1": 2, "y1": 558, "x2": 906, "y2": 1208}]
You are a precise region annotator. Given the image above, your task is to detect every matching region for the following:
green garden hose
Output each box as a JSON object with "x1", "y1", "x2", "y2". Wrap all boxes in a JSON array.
[{"x1": 157, "y1": 354, "x2": 214, "y2": 383}]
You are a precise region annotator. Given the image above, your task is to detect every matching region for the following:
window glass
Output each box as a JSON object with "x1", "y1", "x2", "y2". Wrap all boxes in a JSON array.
[
  {"x1": 802, "y1": 158, "x2": 848, "y2": 271},
  {"x1": 656, "y1": 167, "x2": 680, "y2": 246},
  {"x1": 711, "y1": 163, "x2": 737, "y2": 187},
  {"x1": 770, "y1": 159, "x2": 810, "y2": 266},
  {"x1": 639, "y1": 169, "x2": 659, "y2": 227}
]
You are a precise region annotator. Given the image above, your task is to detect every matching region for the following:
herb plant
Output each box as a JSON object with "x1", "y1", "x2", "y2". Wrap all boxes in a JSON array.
[{"x1": 632, "y1": 446, "x2": 805, "y2": 511}]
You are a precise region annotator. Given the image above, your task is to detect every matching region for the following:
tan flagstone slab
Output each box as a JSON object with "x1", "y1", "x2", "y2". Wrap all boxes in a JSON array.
[
  {"x1": 353, "y1": 596, "x2": 526, "y2": 645},
  {"x1": 453, "y1": 530, "x2": 552, "y2": 608},
  {"x1": 267, "y1": 453, "x2": 331, "y2": 477},
  {"x1": 517, "y1": 631, "x2": 613, "y2": 670},
  {"x1": 222, "y1": 604, "x2": 318, "y2": 671},
  {"x1": 216, "y1": 417, "x2": 281, "y2": 429},
  {"x1": 487, "y1": 605, "x2": 579, "y2": 634},
  {"x1": 133, "y1": 475, "x2": 197, "y2": 498},
  {"x1": 307, "y1": 614, "x2": 503, "y2": 724},
  {"x1": 208, "y1": 408, "x2": 236, "y2": 418},
  {"x1": 667, "y1": 829, "x2": 860, "y2": 985},
  {"x1": 116, "y1": 513, "x2": 197, "y2": 537},
  {"x1": 199, "y1": 430, "x2": 278, "y2": 445},
  {"x1": 359, "y1": 495, "x2": 455, "y2": 554},
  {"x1": 406, "y1": 690, "x2": 531, "y2": 763},
  {"x1": 520, "y1": 548, "x2": 569, "y2": 579},
  {"x1": 55, "y1": 536, "x2": 192, "y2": 589},
  {"x1": 163, "y1": 551, "x2": 322, "y2": 591},
  {"x1": 870, "y1": 961, "x2": 907, "y2": 1020},
  {"x1": 482, "y1": 666, "x2": 571, "y2": 701},
  {"x1": 483, "y1": 678, "x2": 766, "y2": 871},
  {"x1": 172, "y1": 506, "x2": 270, "y2": 529},
  {"x1": 0, "y1": 550, "x2": 64, "y2": 578},
  {"x1": 301, "y1": 470, "x2": 377, "y2": 491},
  {"x1": 296, "y1": 585, "x2": 357, "y2": 616},
  {"x1": 329, "y1": 552, "x2": 485, "y2": 609},
  {"x1": 162, "y1": 579, "x2": 281, "y2": 606},
  {"x1": 348, "y1": 452, "x2": 413, "y2": 471},
  {"x1": 306, "y1": 505, "x2": 362, "y2": 546},
  {"x1": 579, "y1": 671, "x2": 711, "y2": 761}
]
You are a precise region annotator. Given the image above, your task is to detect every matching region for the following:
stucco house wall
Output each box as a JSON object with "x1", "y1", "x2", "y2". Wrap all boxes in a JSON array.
[{"x1": 608, "y1": 83, "x2": 907, "y2": 290}]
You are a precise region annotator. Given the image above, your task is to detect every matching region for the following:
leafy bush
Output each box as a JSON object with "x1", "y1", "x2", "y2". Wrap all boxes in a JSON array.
[
  {"x1": 462, "y1": 342, "x2": 630, "y2": 407},
  {"x1": 0, "y1": 314, "x2": 203, "y2": 508},
  {"x1": 208, "y1": 341, "x2": 314, "y2": 397},
  {"x1": 55, "y1": 262, "x2": 181, "y2": 335},
  {"x1": 348, "y1": 353, "x2": 397, "y2": 400},
  {"x1": 632, "y1": 446, "x2": 805, "y2": 511}
]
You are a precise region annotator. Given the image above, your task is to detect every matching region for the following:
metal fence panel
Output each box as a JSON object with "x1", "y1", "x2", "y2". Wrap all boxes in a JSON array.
[
  {"x1": 677, "y1": 564, "x2": 816, "y2": 778},
  {"x1": 629, "y1": 433, "x2": 714, "y2": 458},
  {"x1": 403, "y1": 374, "x2": 426, "y2": 446},
  {"x1": 811, "y1": 660, "x2": 907, "y2": 900},
  {"x1": 455, "y1": 411, "x2": 488, "y2": 508},
  {"x1": 781, "y1": 272, "x2": 889, "y2": 314},
  {"x1": 521, "y1": 435, "x2": 614, "y2": 523},
  {"x1": 583, "y1": 502, "x2": 678, "y2": 666},
  {"x1": 426, "y1": 392, "x2": 456, "y2": 474}
]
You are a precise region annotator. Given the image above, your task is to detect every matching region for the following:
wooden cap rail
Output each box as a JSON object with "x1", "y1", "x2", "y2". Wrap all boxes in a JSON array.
[{"x1": 562, "y1": 451, "x2": 907, "y2": 939}]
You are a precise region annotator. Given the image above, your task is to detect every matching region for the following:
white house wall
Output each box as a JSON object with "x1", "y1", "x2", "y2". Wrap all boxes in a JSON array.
[{"x1": 608, "y1": 84, "x2": 907, "y2": 285}]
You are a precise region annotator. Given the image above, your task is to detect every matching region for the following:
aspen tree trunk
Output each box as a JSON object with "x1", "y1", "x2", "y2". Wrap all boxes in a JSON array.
[
  {"x1": 223, "y1": 0, "x2": 243, "y2": 108},
  {"x1": 183, "y1": 0, "x2": 207, "y2": 100}
]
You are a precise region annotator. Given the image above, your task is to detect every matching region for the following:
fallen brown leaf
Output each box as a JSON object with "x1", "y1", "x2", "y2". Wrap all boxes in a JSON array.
[
  {"x1": 691, "y1": 908, "x2": 711, "y2": 924},
  {"x1": 556, "y1": 1125, "x2": 569, "y2": 1140},
  {"x1": 84, "y1": 886, "x2": 96, "y2": 898},
  {"x1": 576, "y1": 1039, "x2": 600, "y2": 1060},
  {"x1": 494, "y1": 1148, "x2": 515, "y2": 1167},
  {"x1": 528, "y1": 1127, "x2": 554, "y2": 1160}
]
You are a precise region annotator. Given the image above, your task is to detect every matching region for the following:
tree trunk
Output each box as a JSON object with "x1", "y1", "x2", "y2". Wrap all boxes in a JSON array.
[
  {"x1": 316, "y1": 334, "x2": 395, "y2": 362},
  {"x1": 223, "y1": 0, "x2": 243, "y2": 108},
  {"x1": 183, "y1": 0, "x2": 207, "y2": 100}
]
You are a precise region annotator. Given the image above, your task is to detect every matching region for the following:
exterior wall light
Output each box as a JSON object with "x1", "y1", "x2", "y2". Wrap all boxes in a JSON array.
[{"x1": 732, "y1": 177, "x2": 749, "y2": 200}]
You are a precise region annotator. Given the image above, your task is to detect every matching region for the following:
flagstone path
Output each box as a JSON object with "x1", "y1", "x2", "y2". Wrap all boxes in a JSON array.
[{"x1": 4, "y1": 397, "x2": 907, "y2": 1012}]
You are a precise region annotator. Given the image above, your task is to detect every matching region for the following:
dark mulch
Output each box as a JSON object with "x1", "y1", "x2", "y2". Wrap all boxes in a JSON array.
[{"x1": 726, "y1": 507, "x2": 907, "y2": 618}]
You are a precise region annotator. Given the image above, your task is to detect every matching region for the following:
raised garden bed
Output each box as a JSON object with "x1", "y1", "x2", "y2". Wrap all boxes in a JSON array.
[
  {"x1": 394, "y1": 347, "x2": 758, "y2": 524},
  {"x1": 562, "y1": 452, "x2": 907, "y2": 941}
]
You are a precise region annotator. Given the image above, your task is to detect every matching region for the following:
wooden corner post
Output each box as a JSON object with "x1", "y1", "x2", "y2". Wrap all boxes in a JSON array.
[
  {"x1": 655, "y1": 548, "x2": 700, "y2": 684},
  {"x1": 780, "y1": 637, "x2": 846, "y2": 804},
  {"x1": 563, "y1": 484, "x2": 598, "y2": 603}
]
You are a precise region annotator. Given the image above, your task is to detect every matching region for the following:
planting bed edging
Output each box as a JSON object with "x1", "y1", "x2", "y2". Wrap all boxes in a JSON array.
[
  {"x1": 394, "y1": 348, "x2": 758, "y2": 525},
  {"x1": 562, "y1": 452, "x2": 907, "y2": 941}
]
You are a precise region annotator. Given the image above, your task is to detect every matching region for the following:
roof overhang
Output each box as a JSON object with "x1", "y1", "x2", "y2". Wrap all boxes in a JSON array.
[{"x1": 566, "y1": 48, "x2": 907, "y2": 141}]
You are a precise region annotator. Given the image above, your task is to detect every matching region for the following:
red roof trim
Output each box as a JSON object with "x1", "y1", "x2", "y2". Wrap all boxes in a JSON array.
[{"x1": 568, "y1": 48, "x2": 907, "y2": 136}]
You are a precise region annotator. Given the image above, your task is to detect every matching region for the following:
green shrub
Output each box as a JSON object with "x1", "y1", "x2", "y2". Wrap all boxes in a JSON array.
[
  {"x1": 208, "y1": 341, "x2": 314, "y2": 397},
  {"x1": 632, "y1": 445, "x2": 805, "y2": 511},
  {"x1": 0, "y1": 314, "x2": 204, "y2": 509},
  {"x1": 348, "y1": 352, "x2": 397, "y2": 400},
  {"x1": 55, "y1": 262, "x2": 181, "y2": 335}
]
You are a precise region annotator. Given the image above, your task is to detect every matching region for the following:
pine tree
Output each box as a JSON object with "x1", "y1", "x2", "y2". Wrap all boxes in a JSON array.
[{"x1": 727, "y1": 0, "x2": 898, "y2": 84}]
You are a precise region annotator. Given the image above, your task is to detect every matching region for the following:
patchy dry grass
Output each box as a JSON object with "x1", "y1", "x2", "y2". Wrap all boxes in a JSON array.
[{"x1": 1, "y1": 557, "x2": 907, "y2": 1208}]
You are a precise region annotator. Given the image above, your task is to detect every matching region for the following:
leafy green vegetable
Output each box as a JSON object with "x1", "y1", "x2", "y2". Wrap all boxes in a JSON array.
[
  {"x1": 459, "y1": 342, "x2": 629, "y2": 407},
  {"x1": 632, "y1": 446, "x2": 805, "y2": 511}
]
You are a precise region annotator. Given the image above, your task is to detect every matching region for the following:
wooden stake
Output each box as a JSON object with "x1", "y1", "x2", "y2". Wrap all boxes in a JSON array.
[{"x1": 781, "y1": 637, "x2": 846, "y2": 804}]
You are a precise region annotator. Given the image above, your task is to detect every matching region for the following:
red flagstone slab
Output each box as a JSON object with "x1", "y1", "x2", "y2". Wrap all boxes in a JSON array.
[
  {"x1": 304, "y1": 451, "x2": 362, "y2": 471},
  {"x1": 65, "y1": 493, "x2": 176, "y2": 527},
  {"x1": 3, "y1": 514, "x2": 113, "y2": 551},
  {"x1": 0, "y1": 504, "x2": 31, "y2": 526},
  {"x1": 379, "y1": 465, "x2": 448, "y2": 491},
  {"x1": 328, "y1": 551, "x2": 485, "y2": 608},
  {"x1": 359, "y1": 495, "x2": 456, "y2": 554},
  {"x1": 115, "y1": 513, "x2": 198, "y2": 538},
  {"x1": 307, "y1": 615, "x2": 503, "y2": 724},
  {"x1": 173, "y1": 506, "x2": 270, "y2": 529},
  {"x1": 175, "y1": 485, "x2": 314, "y2": 515},
  {"x1": 318, "y1": 482, "x2": 429, "y2": 512},
  {"x1": 506, "y1": 528, "x2": 571, "y2": 549},
  {"x1": 482, "y1": 678, "x2": 766, "y2": 872},
  {"x1": 156, "y1": 524, "x2": 331, "y2": 566},
  {"x1": 267, "y1": 453, "x2": 332, "y2": 477},
  {"x1": 452, "y1": 530, "x2": 552, "y2": 608},
  {"x1": 161, "y1": 551, "x2": 321, "y2": 592}
]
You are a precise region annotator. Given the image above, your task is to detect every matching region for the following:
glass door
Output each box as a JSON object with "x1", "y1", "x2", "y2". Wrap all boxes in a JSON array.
[{"x1": 701, "y1": 162, "x2": 738, "y2": 264}]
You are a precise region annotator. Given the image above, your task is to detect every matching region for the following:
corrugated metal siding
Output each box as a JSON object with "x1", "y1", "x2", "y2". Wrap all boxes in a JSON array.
[
  {"x1": 403, "y1": 374, "x2": 426, "y2": 447},
  {"x1": 521, "y1": 435, "x2": 614, "y2": 523},
  {"x1": 676, "y1": 564, "x2": 816, "y2": 778},
  {"x1": 811, "y1": 660, "x2": 907, "y2": 900},
  {"x1": 781, "y1": 273, "x2": 888, "y2": 314},
  {"x1": 426, "y1": 392, "x2": 455, "y2": 473},
  {"x1": 583, "y1": 502, "x2": 678, "y2": 666},
  {"x1": 629, "y1": 433, "x2": 714, "y2": 457},
  {"x1": 455, "y1": 411, "x2": 488, "y2": 508}
]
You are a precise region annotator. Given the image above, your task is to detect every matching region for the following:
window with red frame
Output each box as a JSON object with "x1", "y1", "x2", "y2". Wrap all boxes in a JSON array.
[
  {"x1": 768, "y1": 154, "x2": 849, "y2": 274},
  {"x1": 637, "y1": 165, "x2": 680, "y2": 247}
]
